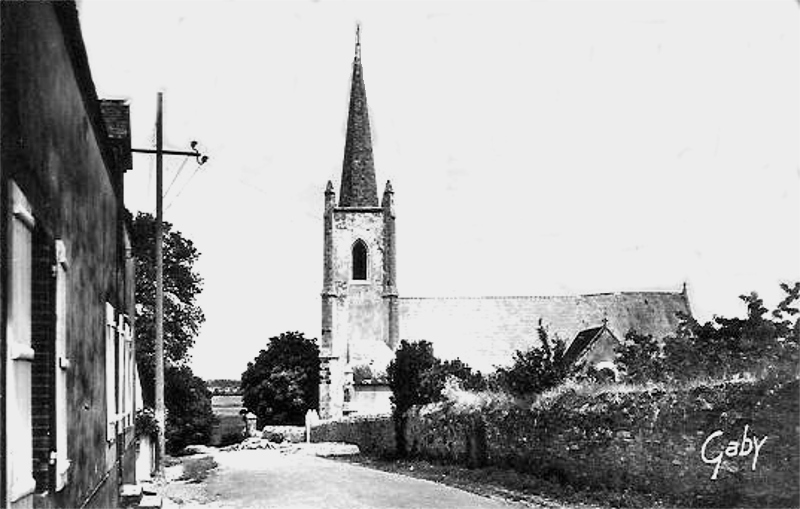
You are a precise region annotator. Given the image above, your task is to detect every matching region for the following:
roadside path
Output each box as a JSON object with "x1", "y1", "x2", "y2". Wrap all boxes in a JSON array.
[{"x1": 163, "y1": 447, "x2": 538, "y2": 509}]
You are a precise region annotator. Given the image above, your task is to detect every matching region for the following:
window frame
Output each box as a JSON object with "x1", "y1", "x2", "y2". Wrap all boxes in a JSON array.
[{"x1": 351, "y1": 239, "x2": 368, "y2": 281}]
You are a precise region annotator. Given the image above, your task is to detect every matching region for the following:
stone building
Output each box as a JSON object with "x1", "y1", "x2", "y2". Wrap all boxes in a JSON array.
[
  {"x1": 319, "y1": 29, "x2": 399, "y2": 420},
  {"x1": 1, "y1": 3, "x2": 139, "y2": 507},
  {"x1": 319, "y1": 31, "x2": 691, "y2": 419}
]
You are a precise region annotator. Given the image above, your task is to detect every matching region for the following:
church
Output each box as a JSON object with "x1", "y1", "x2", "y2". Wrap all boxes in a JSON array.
[{"x1": 318, "y1": 30, "x2": 691, "y2": 419}]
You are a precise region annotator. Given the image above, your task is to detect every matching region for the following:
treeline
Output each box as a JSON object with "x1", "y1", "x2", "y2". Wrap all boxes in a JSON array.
[{"x1": 206, "y1": 379, "x2": 243, "y2": 395}]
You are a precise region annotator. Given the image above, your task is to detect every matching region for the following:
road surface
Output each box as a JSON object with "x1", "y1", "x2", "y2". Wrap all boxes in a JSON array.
[{"x1": 163, "y1": 448, "x2": 536, "y2": 509}]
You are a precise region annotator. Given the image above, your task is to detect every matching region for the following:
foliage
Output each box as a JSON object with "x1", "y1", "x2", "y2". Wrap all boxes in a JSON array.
[
  {"x1": 164, "y1": 365, "x2": 218, "y2": 454},
  {"x1": 616, "y1": 282, "x2": 800, "y2": 383},
  {"x1": 494, "y1": 322, "x2": 576, "y2": 398},
  {"x1": 135, "y1": 407, "x2": 160, "y2": 439},
  {"x1": 219, "y1": 431, "x2": 245, "y2": 448},
  {"x1": 130, "y1": 212, "x2": 205, "y2": 403},
  {"x1": 177, "y1": 456, "x2": 218, "y2": 484},
  {"x1": 422, "y1": 358, "x2": 487, "y2": 396},
  {"x1": 130, "y1": 213, "x2": 213, "y2": 453},
  {"x1": 387, "y1": 340, "x2": 486, "y2": 455},
  {"x1": 352, "y1": 364, "x2": 388, "y2": 385},
  {"x1": 241, "y1": 331, "x2": 320, "y2": 427},
  {"x1": 387, "y1": 341, "x2": 485, "y2": 416},
  {"x1": 206, "y1": 379, "x2": 242, "y2": 395},
  {"x1": 615, "y1": 331, "x2": 666, "y2": 384}
]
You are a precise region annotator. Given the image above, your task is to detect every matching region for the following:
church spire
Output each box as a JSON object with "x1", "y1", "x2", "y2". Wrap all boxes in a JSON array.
[{"x1": 339, "y1": 24, "x2": 378, "y2": 207}]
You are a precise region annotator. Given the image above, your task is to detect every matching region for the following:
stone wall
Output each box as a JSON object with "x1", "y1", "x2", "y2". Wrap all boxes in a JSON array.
[
  {"x1": 411, "y1": 378, "x2": 799, "y2": 508},
  {"x1": 311, "y1": 377, "x2": 799, "y2": 507},
  {"x1": 310, "y1": 415, "x2": 395, "y2": 458}
]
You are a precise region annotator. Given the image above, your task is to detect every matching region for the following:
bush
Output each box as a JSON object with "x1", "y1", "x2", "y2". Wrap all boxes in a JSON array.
[
  {"x1": 262, "y1": 430, "x2": 285, "y2": 443},
  {"x1": 616, "y1": 282, "x2": 800, "y2": 384},
  {"x1": 218, "y1": 431, "x2": 245, "y2": 448},
  {"x1": 135, "y1": 407, "x2": 159, "y2": 439},
  {"x1": 164, "y1": 365, "x2": 218, "y2": 454},
  {"x1": 387, "y1": 340, "x2": 485, "y2": 455},
  {"x1": 616, "y1": 331, "x2": 665, "y2": 383},
  {"x1": 494, "y1": 321, "x2": 575, "y2": 398}
]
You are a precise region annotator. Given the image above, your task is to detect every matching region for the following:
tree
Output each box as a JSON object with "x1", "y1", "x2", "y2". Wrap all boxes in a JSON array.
[
  {"x1": 130, "y1": 212, "x2": 213, "y2": 452},
  {"x1": 616, "y1": 331, "x2": 666, "y2": 384},
  {"x1": 421, "y1": 358, "x2": 487, "y2": 396},
  {"x1": 387, "y1": 340, "x2": 440, "y2": 418},
  {"x1": 495, "y1": 322, "x2": 574, "y2": 397},
  {"x1": 387, "y1": 340, "x2": 439, "y2": 456},
  {"x1": 164, "y1": 365, "x2": 217, "y2": 454},
  {"x1": 618, "y1": 282, "x2": 800, "y2": 383},
  {"x1": 386, "y1": 340, "x2": 485, "y2": 455},
  {"x1": 241, "y1": 332, "x2": 320, "y2": 427},
  {"x1": 131, "y1": 212, "x2": 205, "y2": 390}
]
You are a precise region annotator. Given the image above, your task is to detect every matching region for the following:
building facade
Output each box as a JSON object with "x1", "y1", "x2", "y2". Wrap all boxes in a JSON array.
[
  {"x1": 1, "y1": 3, "x2": 138, "y2": 507},
  {"x1": 319, "y1": 31, "x2": 692, "y2": 420}
]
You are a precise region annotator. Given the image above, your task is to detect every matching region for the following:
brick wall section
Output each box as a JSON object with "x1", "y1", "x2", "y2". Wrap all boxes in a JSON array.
[{"x1": 31, "y1": 226, "x2": 56, "y2": 492}]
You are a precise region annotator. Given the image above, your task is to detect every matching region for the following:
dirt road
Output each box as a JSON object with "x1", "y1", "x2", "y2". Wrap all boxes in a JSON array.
[{"x1": 163, "y1": 447, "x2": 535, "y2": 509}]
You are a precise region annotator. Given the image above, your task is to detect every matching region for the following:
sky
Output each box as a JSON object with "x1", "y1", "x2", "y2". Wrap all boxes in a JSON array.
[{"x1": 79, "y1": 0, "x2": 799, "y2": 380}]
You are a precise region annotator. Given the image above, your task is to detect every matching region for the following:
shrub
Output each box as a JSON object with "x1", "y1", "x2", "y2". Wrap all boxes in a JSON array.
[
  {"x1": 135, "y1": 407, "x2": 159, "y2": 439},
  {"x1": 164, "y1": 365, "x2": 218, "y2": 454},
  {"x1": 387, "y1": 340, "x2": 485, "y2": 455},
  {"x1": 494, "y1": 321, "x2": 575, "y2": 398},
  {"x1": 616, "y1": 331, "x2": 666, "y2": 383},
  {"x1": 616, "y1": 282, "x2": 800, "y2": 384},
  {"x1": 218, "y1": 431, "x2": 245, "y2": 447}
]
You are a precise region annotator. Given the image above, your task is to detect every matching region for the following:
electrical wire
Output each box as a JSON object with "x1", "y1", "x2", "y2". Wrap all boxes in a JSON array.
[
  {"x1": 163, "y1": 156, "x2": 190, "y2": 201},
  {"x1": 165, "y1": 162, "x2": 204, "y2": 211}
]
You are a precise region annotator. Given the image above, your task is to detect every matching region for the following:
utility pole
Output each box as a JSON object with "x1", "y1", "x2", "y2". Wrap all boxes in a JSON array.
[
  {"x1": 154, "y1": 92, "x2": 165, "y2": 476},
  {"x1": 132, "y1": 92, "x2": 208, "y2": 475}
]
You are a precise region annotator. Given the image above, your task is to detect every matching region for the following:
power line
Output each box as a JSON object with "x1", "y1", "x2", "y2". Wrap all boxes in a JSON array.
[
  {"x1": 164, "y1": 156, "x2": 190, "y2": 200},
  {"x1": 165, "y1": 162, "x2": 204, "y2": 211}
]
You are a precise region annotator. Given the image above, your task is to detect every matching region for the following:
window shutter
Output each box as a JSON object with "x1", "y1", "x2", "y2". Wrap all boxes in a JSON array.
[
  {"x1": 54, "y1": 240, "x2": 70, "y2": 491},
  {"x1": 105, "y1": 303, "x2": 117, "y2": 441},
  {"x1": 117, "y1": 314, "x2": 134, "y2": 431},
  {"x1": 122, "y1": 316, "x2": 134, "y2": 428},
  {"x1": 7, "y1": 182, "x2": 37, "y2": 502}
]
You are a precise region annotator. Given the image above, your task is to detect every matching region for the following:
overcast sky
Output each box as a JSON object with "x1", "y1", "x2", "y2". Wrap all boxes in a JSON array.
[{"x1": 80, "y1": 0, "x2": 799, "y2": 380}]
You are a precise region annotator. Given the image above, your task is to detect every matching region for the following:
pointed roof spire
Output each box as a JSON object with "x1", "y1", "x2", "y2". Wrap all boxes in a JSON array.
[
  {"x1": 355, "y1": 23, "x2": 361, "y2": 62},
  {"x1": 339, "y1": 23, "x2": 378, "y2": 207}
]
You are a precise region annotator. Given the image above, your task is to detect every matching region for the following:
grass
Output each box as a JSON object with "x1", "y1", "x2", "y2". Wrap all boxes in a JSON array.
[
  {"x1": 178, "y1": 455, "x2": 218, "y2": 484},
  {"x1": 436, "y1": 373, "x2": 766, "y2": 415},
  {"x1": 336, "y1": 454, "x2": 666, "y2": 509}
]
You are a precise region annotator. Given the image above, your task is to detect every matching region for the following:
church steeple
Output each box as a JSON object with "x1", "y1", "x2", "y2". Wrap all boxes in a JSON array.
[{"x1": 339, "y1": 24, "x2": 378, "y2": 207}]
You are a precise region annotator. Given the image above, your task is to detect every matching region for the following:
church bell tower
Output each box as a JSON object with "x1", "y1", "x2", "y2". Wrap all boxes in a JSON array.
[{"x1": 319, "y1": 26, "x2": 398, "y2": 420}]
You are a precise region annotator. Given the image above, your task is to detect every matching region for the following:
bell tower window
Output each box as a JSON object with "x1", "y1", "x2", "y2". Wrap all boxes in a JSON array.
[{"x1": 352, "y1": 240, "x2": 367, "y2": 280}]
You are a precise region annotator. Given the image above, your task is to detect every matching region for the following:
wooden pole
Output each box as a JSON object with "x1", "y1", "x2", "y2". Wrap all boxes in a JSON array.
[{"x1": 154, "y1": 91, "x2": 165, "y2": 474}]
